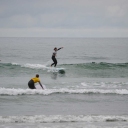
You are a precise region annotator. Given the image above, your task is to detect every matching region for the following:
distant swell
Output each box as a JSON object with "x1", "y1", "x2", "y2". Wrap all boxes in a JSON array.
[
  {"x1": 0, "y1": 88, "x2": 128, "y2": 95},
  {"x1": 62, "y1": 62, "x2": 128, "y2": 68},
  {"x1": 0, "y1": 115, "x2": 127, "y2": 123}
]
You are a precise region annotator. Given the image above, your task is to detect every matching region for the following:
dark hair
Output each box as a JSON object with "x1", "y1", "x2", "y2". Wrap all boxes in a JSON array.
[
  {"x1": 54, "y1": 47, "x2": 57, "y2": 50},
  {"x1": 36, "y1": 74, "x2": 39, "y2": 77}
]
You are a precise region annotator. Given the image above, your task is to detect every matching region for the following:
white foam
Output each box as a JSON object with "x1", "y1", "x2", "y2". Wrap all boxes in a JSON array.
[
  {"x1": 81, "y1": 82, "x2": 128, "y2": 89},
  {"x1": 36, "y1": 84, "x2": 46, "y2": 89},
  {"x1": 0, "y1": 115, "x2": 127, "y2": 123},
  {"x1": 11, "y1": 62, "x2": 46, "y2": 69},
  {"x1": 0, "y1": 88, "x2": 128, "y2": 96},
  {"x1": 11, "y1": 62, "x2": 19, "y2": 65},
  {"x1": 81, "y1": 82, "x2": 88, "y2": 87},
  {"x1": 22, "y1": 63, "x2": 65, "y2": 73},
  {"x1": 23, "y1": 63, "x2": 46, "y2": 69}
]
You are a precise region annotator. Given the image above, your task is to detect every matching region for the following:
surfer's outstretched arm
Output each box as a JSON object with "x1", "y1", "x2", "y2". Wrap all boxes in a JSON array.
[
  {"x1": 57, "y1": 47, "x2": 63, "y2": 51},
  {"x1": 39, "y1": 81, "x2": 44, "y2": 89}
]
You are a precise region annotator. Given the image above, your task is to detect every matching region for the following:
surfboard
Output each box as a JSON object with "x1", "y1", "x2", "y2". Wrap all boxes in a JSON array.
[{"x1": 45, "y1": 66, "x2": 65, "y2": 74}]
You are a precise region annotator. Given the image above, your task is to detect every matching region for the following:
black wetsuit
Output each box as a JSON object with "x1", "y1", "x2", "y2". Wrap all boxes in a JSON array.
[
  {"x1": 28, "y1": 80, "x2": 36, "y2": 89},
  {"x1": 51, "y1": 48, "x2": 61, "y2": 67},
  {"x1": 51, "y1": 56, "x2": 57, "y2": 67}
]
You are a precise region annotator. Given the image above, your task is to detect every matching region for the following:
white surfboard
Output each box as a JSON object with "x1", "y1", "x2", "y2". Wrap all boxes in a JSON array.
[{"x1": 45, "y1": 66, "x2": 65, "y2": 73}]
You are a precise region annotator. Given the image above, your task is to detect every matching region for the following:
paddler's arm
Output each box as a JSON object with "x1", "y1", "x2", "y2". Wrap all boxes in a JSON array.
[{"x1": 39, "y1": 81, "x2": 44, "y2": 89}]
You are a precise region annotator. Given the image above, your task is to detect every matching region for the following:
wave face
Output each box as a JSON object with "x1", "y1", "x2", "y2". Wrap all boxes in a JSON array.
[
  {"x1": 0, "y1": 115, "x2": 128, "y2": 123},
  {"x1": 63, "y1": 62, "x2": 128, "y2": 78},
  {"x1": 0, "y1": 62, "x2": 128, "y2": 78}
]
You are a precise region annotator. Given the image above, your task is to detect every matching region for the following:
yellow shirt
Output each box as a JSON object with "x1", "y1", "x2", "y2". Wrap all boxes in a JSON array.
[{"x1": 31, "y1": 77, "x2": 40, "y2": 83}]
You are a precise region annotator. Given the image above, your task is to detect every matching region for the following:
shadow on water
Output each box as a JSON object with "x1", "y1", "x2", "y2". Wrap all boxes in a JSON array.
[{"x1": 50, "y1": 70, "x2": 65, "y2": 80}]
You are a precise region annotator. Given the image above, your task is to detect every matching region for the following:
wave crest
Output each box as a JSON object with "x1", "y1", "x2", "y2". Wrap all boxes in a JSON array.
[
  {"x1": 1, "y1": 62, "x2": 128, "y2": 69},
  {"x1": 0, "y1": 88, "x2": 128, "y2": 96},
  {"x1": 0, "y1": 115, "x2": 127, "y2": 123}
]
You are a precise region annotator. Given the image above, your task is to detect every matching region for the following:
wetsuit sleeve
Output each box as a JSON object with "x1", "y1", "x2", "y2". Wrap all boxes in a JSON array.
[{"x1": 57, "y1": 48, "x2": 62, "y2": 51}]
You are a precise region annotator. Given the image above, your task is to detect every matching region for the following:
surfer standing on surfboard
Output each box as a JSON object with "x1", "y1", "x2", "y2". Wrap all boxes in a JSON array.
[{"x1": 51, "y1": 47, "x2": 63, "y2": 67}]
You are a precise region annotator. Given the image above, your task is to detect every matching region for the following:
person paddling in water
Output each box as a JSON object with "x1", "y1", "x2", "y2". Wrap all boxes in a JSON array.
[
  {"x1": 51, "y1": 47, "x2": 63, "y2": 67},
  {"x1": 28, "y1": 74, "x2": 44, "y2": 89}
]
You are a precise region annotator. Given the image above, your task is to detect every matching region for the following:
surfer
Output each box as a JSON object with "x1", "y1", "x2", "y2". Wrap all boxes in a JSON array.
[
  {"x1": 51, "y1": 47, "x2": 63, "y2": 67},
  {"x1": 28, "y1": 74, "x2": 44, "y2": 89}
]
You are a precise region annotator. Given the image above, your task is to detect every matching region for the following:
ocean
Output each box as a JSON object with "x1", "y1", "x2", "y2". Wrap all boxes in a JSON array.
[{"x1": 0, "y1": 37, "x2": 128, "y2": 128}]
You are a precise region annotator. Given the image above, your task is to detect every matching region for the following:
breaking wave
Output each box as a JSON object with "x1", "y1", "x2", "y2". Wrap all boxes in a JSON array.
[
  {"x1": 0, "y1": 115, "x2": 128, "y2": 123},
  {"x1": 0, "y1": 88, "x2": 128, "y2": 96},
  {"x1": 1, "y1": 62, "x2": 128, "y2": 70},
  {"x1": 1, "y1": 62, "x2": 128, "y2": 77}
]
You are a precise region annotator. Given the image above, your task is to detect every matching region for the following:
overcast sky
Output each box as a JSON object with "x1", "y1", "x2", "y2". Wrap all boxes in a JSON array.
[{"x1": 0, "y1": 0, "x2": 128, "y2": 37}]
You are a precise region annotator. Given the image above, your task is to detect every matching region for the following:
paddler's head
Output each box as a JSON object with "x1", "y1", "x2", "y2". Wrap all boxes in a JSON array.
[{"x1": 36, "y1": 74, "x2": 39, "y2": 78}]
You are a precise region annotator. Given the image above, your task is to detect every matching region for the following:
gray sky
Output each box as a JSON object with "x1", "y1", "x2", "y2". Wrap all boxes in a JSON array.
[{"x1": 0, "y1": 0, "x2": 128, "y2": 37}]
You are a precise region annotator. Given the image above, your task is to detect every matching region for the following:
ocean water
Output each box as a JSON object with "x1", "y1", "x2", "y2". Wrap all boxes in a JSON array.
[{"x1": 0, "y1": 37, "x2": 128, "y2": 128}]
